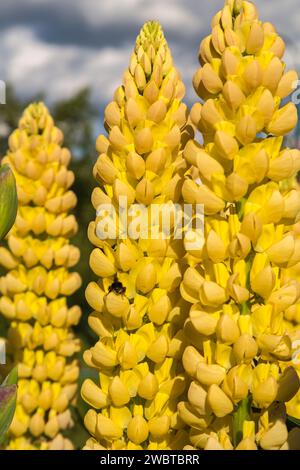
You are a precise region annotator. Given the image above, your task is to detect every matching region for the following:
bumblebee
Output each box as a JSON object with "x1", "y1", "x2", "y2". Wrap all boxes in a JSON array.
[{"x1": 108, "y1": 277, "x2": 126, "y2": 295}]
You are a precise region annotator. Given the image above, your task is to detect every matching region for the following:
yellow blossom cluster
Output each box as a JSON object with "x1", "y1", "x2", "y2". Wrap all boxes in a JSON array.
[
  {"x1": 81, "y1": 21, "x2": 194, "y2": 450},
  {"x1": 179, "y1": 0, "x2": 300, "y2": 450},
  {"x1": 3, "y1": 0, "x2": 299, "y2": 453},
  {"x1": 0, "y1": 103, "x2": 81, "y2": 449}
]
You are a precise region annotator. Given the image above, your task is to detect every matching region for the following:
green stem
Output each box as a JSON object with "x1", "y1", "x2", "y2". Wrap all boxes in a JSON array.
[
  {"x1": 236, "y1": 197, "x2": 246, "y2": 219},
  {"x1": 240, "y1": 302, "x2": 250, "y2": 315},
  {"x1": 245, "y1": 252, "x2": 254, "y2": 290},
  {"x1": 233, "y1": 397, "x2": 251, "y2": 447}
]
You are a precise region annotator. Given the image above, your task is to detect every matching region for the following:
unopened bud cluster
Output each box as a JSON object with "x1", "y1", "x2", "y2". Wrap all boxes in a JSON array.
[
  {"x1": 179, "y1": 0, "x2": 300, "y2": 450},
  {"x1": 82, "y1": 21, "x2": 194, "y2": 450},
  {"x1": 0, "y1": 103, "x2": 81, "y2": 449}
]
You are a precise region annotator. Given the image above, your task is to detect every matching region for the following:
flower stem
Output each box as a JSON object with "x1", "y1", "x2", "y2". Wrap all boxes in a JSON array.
[{"x1": 233, "y1": 397, "x2": 251, "y2": 447}]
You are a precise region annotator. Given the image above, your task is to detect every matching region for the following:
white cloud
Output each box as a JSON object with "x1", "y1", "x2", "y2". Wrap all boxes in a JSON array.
[
  {"x1": 79, "y1": 0, "x2": 201, "y2": 35},
  {"x1": 0, "y1": 26, "x2": 131, "y2": 103},
  {"x1": 0, "y1": 24, "x2": 200, "y2": 108}
]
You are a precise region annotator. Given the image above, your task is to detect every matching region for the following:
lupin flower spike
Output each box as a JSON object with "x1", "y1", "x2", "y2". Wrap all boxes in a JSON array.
[
  {"x1": 0, "y1": 103, "x2": 81, "y2": 449},
  {"x1": 82, "y1": 21, "x2": 194, "y2": 450},
  {"x1": 180, "y1": 0, "x2": 300, "y2": 450}
]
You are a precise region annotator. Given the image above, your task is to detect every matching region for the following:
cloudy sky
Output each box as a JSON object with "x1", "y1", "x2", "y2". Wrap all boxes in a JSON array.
[{"x1": 0, "y1": 0, "x2": 299, "y2": 110}]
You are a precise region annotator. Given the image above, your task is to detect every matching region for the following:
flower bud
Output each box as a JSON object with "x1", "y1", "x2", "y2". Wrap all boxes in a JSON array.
[
  {"x1": 246, "y1": 22, "x2": 264, "y2": 54},
  {"x1": 182, "y1": 179, "x2": 225, "y2": 215},
  {"x1": 104, "y1": 292, "x2": 130, "y2": 318},
  {"x1": 90, "y1": 249, "x2": 116, "y2": 278},
  {"x1": 268, "y1": 282, "x2": 300, "y2": 314},
  {"x1": 276, "y1": 70, "x2": 298, "y2": 99},
  {"x1": 233, "y1": 334, "x2": 258, "y2": 364},
  {"x1": 113, "y1": 179, "x2": 135, "y2": 207},
  {"x1": 135, "y1": 128, "x2": 153, "y2": 155},
  {"x1": 146, "y1": 148, "x2": 167, "y2": 173},
  {"x1": 252, "y1": 370, "x2": 279, "y2": 409},
  {"x1": 257, "y1": 333, "x2": 292, "y2": 360},
  {"x1": 207, "y1": 384, "x2": 233, "y2": 418},
  {"x1": 84, "y1": 409, "x2": 97, "y2": 437},
  {"x1": 148, "y1": 293, "x2": 172, "y2": 325},
  {"x1": 109, "y1": 126, "x2": 128, "y2": 150},
  {"x1": 236, "y1": 438, "x2": 257, "y2": 450},
  {"x1": 91, "y1": 341, "x2": 118, "y2": 368},
  {"x1": 267, "y1": 103, "x2": 298, "y2": 136},
  {"x1": 204, "y1": 437, "x2": 224, "y2": 450},
  {"x1": 229, "y1": 233, "x2": 251, "y2": 259},
  {"x1": 216, "y1": 314, "x2": 240, "y2": 344},
  {"x1": 196, "y1": 363, "x2": 226, "y2": 386},
  {"x1": 138, "y1": 373, "x2": 159, "y2": 400},
  {"x1": 125, "y1": 152, "x2": 145, "y2": 179},
  {"x1": 81, "y1": 379, "x2": 109, "y2": 409},
  {"x1": 182, "y1": 346, "x2": 205, "y2": 378},
  {"x1": 190, "y1": 309, "x2": 218, "y2": 336},
  {"x1": 135, "y1": 178, "x2": 154, "y2": 205},
  {"x1": 262, "y1": 55, "x2": 283, "y2": 92},
  {"x1": 96, "y1": 414, "x2": 123, "y2": 441},
  {"x1": 199, "y1": 281, "x2": 228, "y2": 307},
  {"x1": 236, "y1": 115, "x2": 257, "y2": 146},
  {"x1": 147, "y1": 335, "x2": 168, "y2": 363},
  {"x1": 251, "y1": 266, "x2": 275, "y2": 300},
  {"x1": 136, "y1": 263, "x2": 157, "y2": 294},
  {"x1": 225, "y1": 173, "x2": 248, "y2": 201},
  {"x1": 184, "y1": 141, "x2": 224, "y2": 180},
  {"x1": 117, "y1": 342, "x2": 138, "y2": 370},
  {"x1": 29, "y1": 410, "x2": 45, "y2": 437},
  {"x1": 104, "y1": 101, "x2": 121, "y2": 127},
  {"x1": 240, "y1": 212, "x2": 262, "y2": 243},
  {"x1": 267, "y1": 235, "x2": 295, "y2": 267},
  {"x1": 188, "y1": 381, "x2": 209, "y2": 416},
  {"x1": 127, "y1": 415, "x2": 149, "y2": 444},
  {"x1": 178, "y1": 401, "x2": 212, "y2": 429},
  {"x1": 221, "y1": 49, "x2": 239, "y2": 77},
  {"x1": 223, "y1": 81, "x2": 246, "y2": 110},
  {"x1": 148, "y1": 416, "x2": 170, "y2": 438},
  {"x1": 96, "y1": 154, "x2": 118, "y2": 184},
  {"x1": 115, "y1": 242, "x2": 138, "y2": 272},
  {"x1": 259, "y1": 419, "x2": 288, "y2": 451},
  {"x1": 109, "y1": 377, "x2": 131, "y2": 407}
]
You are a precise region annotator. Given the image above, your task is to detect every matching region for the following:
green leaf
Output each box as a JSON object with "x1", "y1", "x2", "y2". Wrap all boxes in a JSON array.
[
  {"x1": 0, "y1": 386, "x2": 16, "y2": 404},
  {"x1": 287, "y1": 415, "x2": 300, "y2": 428},
  {"x1": 2, "y1": 366, "x2": 18, "y2": 387},
  {"x1": 0, "y1": 367, "x2": 18, "y2": 443},
  {"x1": 0, "y1": 385, "x2": 17, "y2": 443},
  {"x1": 0, "y1": 165, "x2": 18, "y2": 241}
]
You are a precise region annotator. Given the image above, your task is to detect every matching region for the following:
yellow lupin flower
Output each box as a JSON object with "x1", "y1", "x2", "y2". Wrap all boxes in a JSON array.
[
  {"x1": 181, "y1": 0, "x2": 300, "y2": 449},
  {"x1": 0, "y1": 103, "x2": 81, "y2": 449},
  {"x1": 81, "y1": 21, "x2": 193, "y2": 449}
]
